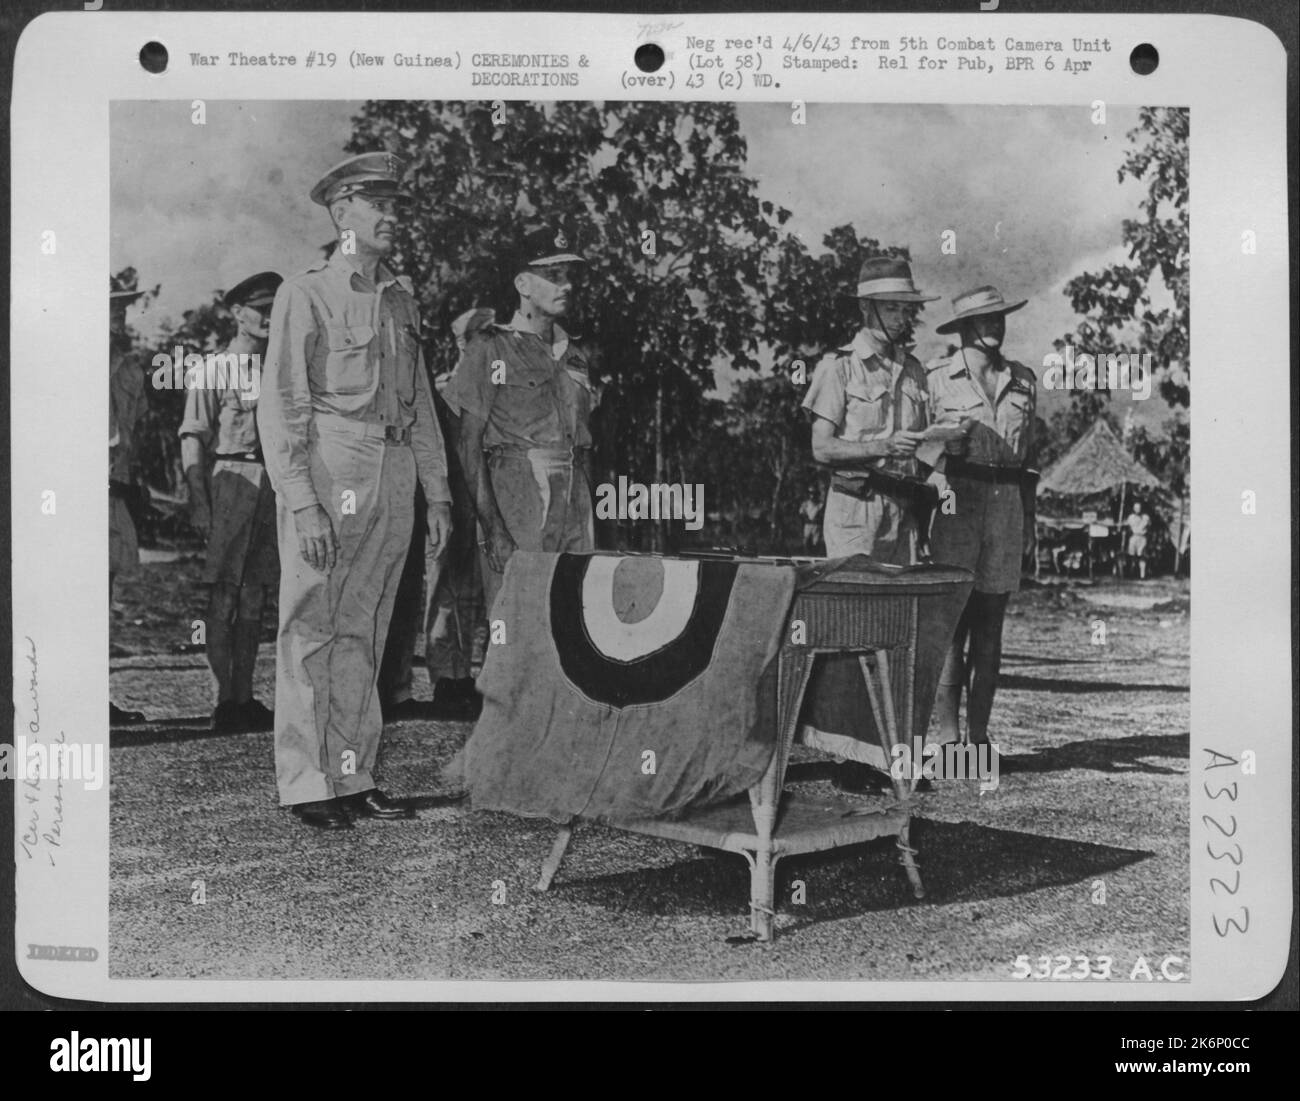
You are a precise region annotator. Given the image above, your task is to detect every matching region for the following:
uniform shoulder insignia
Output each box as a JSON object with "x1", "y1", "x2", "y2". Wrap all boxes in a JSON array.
[
  {"x1": 468, "y1": 322, "x2": 506, "y2": 341},
  {"x1": 1010, "y1": 359, "x2": 1038, "y2": 385}
]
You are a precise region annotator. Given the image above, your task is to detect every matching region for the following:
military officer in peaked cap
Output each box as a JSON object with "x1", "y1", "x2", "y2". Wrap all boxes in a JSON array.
[
  {"x1": 442, "y1": 218, "x2": 600, "y2": 612},
  {"x1": 917, "y1": 284, "x2": 1038, "y2": 758},
  {"x1": 798, "y1": 256, "x2": 942, "y2": 792},
  {"x1": 258, "y1": 152, "x2": 454, "y2": 830},
  {"x1": 180, "y1": 271, "x2": 282, "y2": 734}
]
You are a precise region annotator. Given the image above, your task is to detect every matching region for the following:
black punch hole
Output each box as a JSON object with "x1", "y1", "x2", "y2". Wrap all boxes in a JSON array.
[
  {"x1": 634, "y1": 44, "x2": 665, "y2": 73},
  {"x1": 1129, "y1": 43, "x2": 1158, "y2": 76},
  {"x1": 139, "y1": 41, "x2": 169, "y2": 74}
]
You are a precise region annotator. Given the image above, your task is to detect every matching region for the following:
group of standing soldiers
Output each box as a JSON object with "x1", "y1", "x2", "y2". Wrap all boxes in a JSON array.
[
  {"x1": 110, "y1": 152, "x2": 599, "y2": 830},
  {"x1": 111, "y1": 152, "x2": 1040, "y2": 825}
]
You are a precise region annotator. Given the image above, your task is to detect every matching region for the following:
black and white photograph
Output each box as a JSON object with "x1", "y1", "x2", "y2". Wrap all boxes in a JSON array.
[
  {"x1": 101, "y1": 96, "x2": 1194, "y2": 982},
  {"x1": 6, "y1": 8, "x2": 1291, "y2": 1008}
]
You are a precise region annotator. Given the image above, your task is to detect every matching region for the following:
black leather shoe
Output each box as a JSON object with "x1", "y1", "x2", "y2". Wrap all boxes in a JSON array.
[
  {"x1": 211, "y1": 700, "x2": 245, "y2": 733},
  {"x1": 110, "y1": 702, "x2": 146, "y2": 726},
  {"x1": 832, "y1": 761, "x2": 893, "y2": 795},
  {"x1": 291, "y1": 798, "x2": 353, "y2": 830},
  {"x1": 382, "y1": 698, "x2": 431, "y2": 723},
  {"x1": 432, "y1": 678, "x2": 481, "y2": 719},
  {"x1": 343, "y1": 789, "x2": 416, "y2": 820},
  {"x1": 240, "y1": 699, "x2": 275, "y2": 731}
]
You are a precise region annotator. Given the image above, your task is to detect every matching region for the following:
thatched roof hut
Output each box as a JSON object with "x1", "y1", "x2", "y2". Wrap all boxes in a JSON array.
[{"x1": 1037, "y1": 417, "x2": 1163, "y2": 497}]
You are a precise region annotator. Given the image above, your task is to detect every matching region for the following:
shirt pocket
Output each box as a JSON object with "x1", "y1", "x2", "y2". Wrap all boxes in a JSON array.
[
  {"x1": 999, "y1": 390, "x2": 1034, "y2": 456},
  {"x1": 324, "y1": 324, "x2": 376, "y2": 395},
  {"x1": 843, "y1": 378, "x2": 890, "y2": 438},
  {"x1": 897, "y1": 380, "x2": 928, "y2": 430}
]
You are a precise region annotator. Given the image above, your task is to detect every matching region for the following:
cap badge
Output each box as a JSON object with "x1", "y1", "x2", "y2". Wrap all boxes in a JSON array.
[{"x1": 554, "y1": 231, "x2": 567, "y2": 250}]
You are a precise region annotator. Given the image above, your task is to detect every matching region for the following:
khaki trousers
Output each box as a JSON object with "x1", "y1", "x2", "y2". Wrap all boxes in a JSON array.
[{"x1": 272, "y1": 423, "x2": 415, "y2": 805}]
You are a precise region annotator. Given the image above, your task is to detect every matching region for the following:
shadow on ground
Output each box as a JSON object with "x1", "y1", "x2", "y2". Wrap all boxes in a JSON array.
[{"x1": 549, "y1": 818, "x2": 1152, "y2": 936}]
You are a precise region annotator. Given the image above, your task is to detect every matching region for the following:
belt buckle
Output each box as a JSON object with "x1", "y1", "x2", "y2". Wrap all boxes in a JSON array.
[{"x1": 383, "y1": 425, "x2": 409, "y2": 445}]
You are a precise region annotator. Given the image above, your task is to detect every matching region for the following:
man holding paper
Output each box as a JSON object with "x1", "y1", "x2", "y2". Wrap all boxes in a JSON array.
[{"x1": 801, "y1": 256, "x2": 940, "y2": 563}]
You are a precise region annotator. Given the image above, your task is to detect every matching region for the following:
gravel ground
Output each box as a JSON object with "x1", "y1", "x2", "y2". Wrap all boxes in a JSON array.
[{"x1": 109, "y1": 559, "x2": 1189, "y2": 984}]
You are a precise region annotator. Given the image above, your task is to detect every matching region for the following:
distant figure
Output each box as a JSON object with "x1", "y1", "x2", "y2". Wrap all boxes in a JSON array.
[
  {"x1": 1124, "y1": 501, "x2": 1151, "y2": 580},
  {"x1": 798, "y1": 486, "x2": 823, "y2": 553},
  {"x1": 109, "y1": 283, "x2": 149, "y2": 726}
]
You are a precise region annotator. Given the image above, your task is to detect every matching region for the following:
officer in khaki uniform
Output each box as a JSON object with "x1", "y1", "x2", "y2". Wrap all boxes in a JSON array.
[
  {"x1": 799, "y1": 257, "x2": 940, "y2": 792},
  {"x1": 801, "y1": 255, "x2": 938, "y2": 562},
  {"x1": 258, "y1": 152, "x2": 453, "y2": 830},
  {"x1": 443, "y1": 220, "x2": 599, "y2": 612},
  {"x1": 379, "y1": 306, "x2": 493, "y2": 720},
  {"x1": 180, "y1": 272, "x2": 282, "y2": 733},
  {"x1": 918, "y1": 285, "x2": 1038, "y2": 756},
  {"x1": 109, "y1": 285, "x2": 149, "y2": 725}
]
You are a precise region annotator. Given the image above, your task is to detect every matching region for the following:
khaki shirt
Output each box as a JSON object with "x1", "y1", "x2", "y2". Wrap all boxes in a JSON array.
[
  {"x1": 109, "y1": 349, "x2": 147, "y2": 484},
  {"x1": 178, "y1": 344, "x2": 262, "y2": 456},
  {"x1": 441, "y1": 313, "x2": 598, "y2": 452},
  {"x1": 801, "y1": 327, "x2": 929, "y2": 478},
  {"x1": 258, "y1": 251, "x2": 450, "y2": 511},
  {"x1": 923, "y1": 351, "x2": 1037, "y2": 468}
]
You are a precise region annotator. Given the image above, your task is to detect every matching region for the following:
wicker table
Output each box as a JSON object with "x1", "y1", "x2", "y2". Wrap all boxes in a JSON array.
[{"x1": 534, "y1": 557, "x2": 974, "y2": 941}]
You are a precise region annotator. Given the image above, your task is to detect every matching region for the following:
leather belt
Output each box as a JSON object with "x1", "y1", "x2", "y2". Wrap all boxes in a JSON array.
[
  {"x1": 214, "y1": 450, "x2": 264, "y2": 464},
  {"x1": 831, "y1": 469, "x2": 937, "y2": 506},
  {"x1": 488, "y1": 445, "x2": 589, "y2": 461},
  {"x1": 947, "y1": 458, "x2": 1026, "y2": 485},
  {"x1": 315, "y1": 414, "x2": 411, "y2": 446}
]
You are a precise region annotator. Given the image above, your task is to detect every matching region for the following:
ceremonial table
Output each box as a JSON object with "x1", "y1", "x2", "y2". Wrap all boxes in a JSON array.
[{"x1": 465, "y1": 552, "x2": 973, "y2": 941}]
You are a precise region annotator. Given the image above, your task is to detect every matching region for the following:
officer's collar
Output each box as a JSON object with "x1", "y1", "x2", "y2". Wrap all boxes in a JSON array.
[
  {"x1": 950, "y1": 347, "x2": 1011, "y2": 377},
  {"x1": 504, "y1": 311, "x2": 570, "y2": 360},
  {"x1": 325, "y1": 248, "x2": 406, "y2": 292},
  {"x1": 842, "y1": 326, "x2": 913, "y2": 369}
]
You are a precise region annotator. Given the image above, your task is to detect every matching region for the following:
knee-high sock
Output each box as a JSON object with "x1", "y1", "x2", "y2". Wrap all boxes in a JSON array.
[
  {"x1": 935, "y1": 597, "x2": 973, "y2": 741},
  {"x1": 965, "y1": 591, "x2": 1010, "y2": 744}
]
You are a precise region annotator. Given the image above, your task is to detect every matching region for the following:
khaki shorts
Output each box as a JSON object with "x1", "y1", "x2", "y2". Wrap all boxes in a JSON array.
[
  {"x1": 929, "y1": 475, "x2": 1023, "y2": 593},
  {"x1": 822, "y1": 487, "x2": 915, "y2": 564}
]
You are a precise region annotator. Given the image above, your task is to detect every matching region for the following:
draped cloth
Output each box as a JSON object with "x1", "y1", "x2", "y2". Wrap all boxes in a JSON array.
[{"x1": 466, "y1": 552, "x2": 798, "y2": 824}]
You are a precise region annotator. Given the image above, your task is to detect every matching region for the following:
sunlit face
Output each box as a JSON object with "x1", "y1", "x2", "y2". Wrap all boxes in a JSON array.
[
  {"x1": 235, "y1": 301, "x2": 272, "y2": 341},
  {"x1": 333, "y1": 192, "x2": 401, "y2": 256},
  {"x1": 863, "y1": 299, "x2": 914, "y2": 344},
  {"x1": 517, "y1": 262, "x2": 580, "y2": 319}
]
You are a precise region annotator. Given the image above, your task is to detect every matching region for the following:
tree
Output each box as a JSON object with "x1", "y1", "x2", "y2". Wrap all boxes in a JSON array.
[
  {"x1": 346, "y1": 100, "x2": 792, "y2": 549},
  {"x1": 721, "y1": 373, "x2": 821, "y2": 549},
  {"x1": 1057, "y1": 107, "x2": 1189, "y2": 495}
]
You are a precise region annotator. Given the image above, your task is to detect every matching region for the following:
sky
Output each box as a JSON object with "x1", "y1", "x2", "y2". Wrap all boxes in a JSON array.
[{"x1": 111, "y1": 99, "x2": 1165, "y2": 427}]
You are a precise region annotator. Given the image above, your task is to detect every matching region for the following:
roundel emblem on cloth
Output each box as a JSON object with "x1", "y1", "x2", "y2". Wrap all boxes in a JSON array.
[{"x1": 550, "y1": 554, "x2": 739, "y2": 707}]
